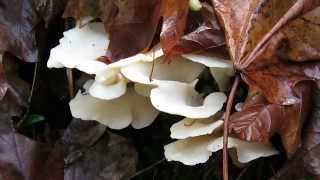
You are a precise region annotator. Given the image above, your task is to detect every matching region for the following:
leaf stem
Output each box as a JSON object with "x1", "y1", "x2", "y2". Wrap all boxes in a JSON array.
[{"x1": 223, "y1": 74, "x2": 240, "y2": 180}]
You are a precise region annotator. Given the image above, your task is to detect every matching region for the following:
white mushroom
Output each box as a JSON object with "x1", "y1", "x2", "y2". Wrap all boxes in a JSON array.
[
  {"x1": 69, "y1": 80, "x2": 159, "y2": 129},
  {"x1": 164, "y1": 135, "x2": 214, "y2": 165},
  {"x1": 182, "y1": 54, "x2": 232, "y2": 68},
  {"x1": 134, "y1": 83, "x2": 154, "y2": 97},
  {"x1": 47, "y1": 22, "x2": 163, "y2": 75},
  {"x1": 120, "y1": 56, "x2": 205, "y2": 85},
  {"x1": 150, "y1": 80, "x2": 227, "y2": 118},
  {"x1": 164, "y1": 134, "x2": 278, "y2": 166},
  {"x1": 88, "y1": 74, "x2": 128, "y2": 100},
  {"x1": 47, "y1": 22, "x2": 108, "y2": 75},
  {"x1": 182, "y1": 54, "x2": 234, "y2": 91},
  {"x1": 207, "y1": 137, "x2": 279, "y2": 163},
  {"x1": 170, "y1": 117, "x2": 223, "y2": 139},
  {"x1": 209, "y1": 68, "x2": 234, "y2": 91}
]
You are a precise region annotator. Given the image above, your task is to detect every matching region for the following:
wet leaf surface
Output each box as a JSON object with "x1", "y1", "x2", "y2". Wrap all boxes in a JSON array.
[
  {"x1": 230, "y1": 82, "x2": 313, "y2": 155},
  {"x1": 64, "y1": 119, "x2": 138, "y2": 180},
  {"x1": 159, "y1": 0, "x2": 189, "y2": 62},
  {"x1": 214, "y1": 0, "x2": 320, "y2": 154},
  {"x1": 106, "y1": 0, "x2": 162, "y2": 61},
  {"x1": 164, "y1": 2, "x2": 225, "y2": 59},
  {"x1": 270, "y1": 88, "x2": 320, "y2": 179},
  {"x1": 63, "y1": 0, "x2": 116, "y2": 27}
]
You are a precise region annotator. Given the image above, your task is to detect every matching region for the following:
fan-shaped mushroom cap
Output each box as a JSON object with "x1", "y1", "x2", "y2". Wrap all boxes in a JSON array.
[
  {"x1": 70, "y1": 80, "x2": 159, "y2": 129},
  {"x1": 164, "y1": 136, "x2": 213, "y2": 165},
  {"x1": 170, "y1": 117, "x2": 223, "y2": 139},
  {"x1": 150, "y1": 80, "x2": 227, "y2": 118},
  {"x1": 207, "y1": 137, "x2": 279, "y2": 163}
]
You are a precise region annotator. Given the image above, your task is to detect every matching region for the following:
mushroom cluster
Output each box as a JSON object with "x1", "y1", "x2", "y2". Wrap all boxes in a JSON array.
[{"x1": 47, "y1": 22, "x2": 278, "y2": 166}]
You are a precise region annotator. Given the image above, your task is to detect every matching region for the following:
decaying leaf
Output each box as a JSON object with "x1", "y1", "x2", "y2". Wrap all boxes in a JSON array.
[
  {"x1": 0, "y1": 133, "x2": 64, "y2": 180},
  {"x1": 230, "y1": 83, "x2": 313, "y2": 155},
  {"x1": 160, "y1": 0, "x2": 189, "y2": 62},
  {"x1": 104, "y1": 1, "x2": 225, "y2": 63},
  {"x1": 63, "y1": 0, "x2": 117, "y2": 27},
  {"x1": 163, "y1": 2, "x2": 225, "y2": 60},
  {"x1": 271, "y1": 88, "x2": 320, "y2": 179},
  {"x1": 214, "y1": 0, "x2": 320, "y2": 154},
  {"x1": 0, "y1": 0, "x2": 66, "y2": 99},
  {"x1": 106, "y1": 0, "x2": 162, "y2": 61},
  {"x1": 64, "y1": 119, "x2": 138, "y2": 180},
  {"x1": 0, "y1": 55, "x2": 63, "y2": 180}
]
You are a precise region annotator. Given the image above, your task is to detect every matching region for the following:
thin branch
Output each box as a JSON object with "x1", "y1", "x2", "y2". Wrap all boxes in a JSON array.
[
  {"x1": 149, "y1": 47, "x2": 156, "y2": 82},
  {"x1": 66, "y1": 68, "x2": 74, "y2": 98},
  {"x1": 29, "y1": 61, "x2": 39, "y2": 103},
  {"x1": 128, "y1": 158, "x2": 165, "y2": 179},
  {"x1": 16, "y1": 61, "x2": 39, "y2": 129},
  {"x1": 223, "y1": 75, "x2": 240, "y2": 180}
]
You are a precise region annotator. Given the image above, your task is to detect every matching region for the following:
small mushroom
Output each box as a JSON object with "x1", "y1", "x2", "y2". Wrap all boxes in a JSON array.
[
  {"x1": 120, "y1": 56, "x2": 205, "y2": 84},
  {"x1": 150, "y1": 80, "x2": 227, "y2": 118},
  {"x1": 170, "y1": 117, "x2": 223, "y2": 139},
  {"x1": 209, "y1": 67, "x2": 234, "y2": 91},
  {"x1": 47, "y1": 22, "x2": 108, "y2": 75},
  {"x1": 88, "y1": 74, "x2": 128, "y2": 100},
  {"x1": 164, "y1": 135, "x2": 214, "y2": 165},
  {"x1": 70, "y1": 80, "x2": 159, "y2": 129},
  {"x1": 182, "y1": 54, "x2": 234, "y2": 91},
  {"x1": 207, "y1": 137, "x2": 279, "y2": 163},
  {"x1": 164, "y1": 134, "x2": 278, "y2": 166}
]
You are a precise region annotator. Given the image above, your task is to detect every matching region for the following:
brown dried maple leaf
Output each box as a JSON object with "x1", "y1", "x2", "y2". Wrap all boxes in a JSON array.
[{"x1": 213, "y1": 0, "x2": 320, "y2": 154}]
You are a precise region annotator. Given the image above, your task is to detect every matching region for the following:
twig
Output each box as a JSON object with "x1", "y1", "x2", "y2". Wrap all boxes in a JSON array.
[
  {"x1": 223, "y1": 75, "x2": 240, "y2": 180},
  {"x1": 128, "y1": 158, "x2": 165, "y2": 179},
  {"x1": 236, "y1": 165, "x2": 250, "y2": 180},
  {"x1": 149, "y1": 47, "x2": 156, "y2": 82},
  {"x1": 66, "y1": 68, "x2": 74, "y2": 98},
  {"x1": 29, "y1": 61, "x2": 39, "y2": 103},
  {"x1": 16, "y1": 61, "x2": 39, "y2": 129}
]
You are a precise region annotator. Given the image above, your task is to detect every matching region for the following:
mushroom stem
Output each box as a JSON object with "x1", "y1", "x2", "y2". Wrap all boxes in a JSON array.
[{"x1": 223, "y1": 74, "x2": 240, "y2": 180}]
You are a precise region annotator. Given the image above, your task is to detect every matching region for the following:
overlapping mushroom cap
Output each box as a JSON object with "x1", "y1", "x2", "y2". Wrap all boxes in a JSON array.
[
  {"x1": 69, "y1": 80, "x2": 159, "y2": 129},
  {"x1": 47, "y1": 22, "x2": 235, "y2": 130},
  {"x1": 47, "y1": 21, "x2": 279, "y2": 167},
  {"x1": 164, "y1": 115, "x2": 279, "y2": 166}
]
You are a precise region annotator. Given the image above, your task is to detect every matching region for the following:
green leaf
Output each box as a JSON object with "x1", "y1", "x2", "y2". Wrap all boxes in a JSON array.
[{"x1": 22, "y1": 114, "x2": 46, "y2": 127}]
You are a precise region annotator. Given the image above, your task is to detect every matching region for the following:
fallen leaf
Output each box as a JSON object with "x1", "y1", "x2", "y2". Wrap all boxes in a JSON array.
[
  {"x1": 214, "y1": 0, "x2": 320, "y2": 154},
  {"x1": 63, "y1": 0, "x2": 117, "y2": 27},
  {"x1": 160, "y1": 0, "x2": 189, "y2": 62},
  {"x1": 230, "y1": 82, "x2": 313, "y2": 155},
  {"x1": 64, "y1": 119, "x2": 138, "y2": 180},
  {"x1": 0, "y1": 56, "x2": 63, "y2": 180},
  {"x1": 163, "y1": 2, "x2": 225, "y2": 59},
  {"x1": 0, "y1": 0, "x2": 66, "y2": 98},
  {"x1": 0, "y1": 133, "x2": 63, "y2": 180},
  {"x1": 33, "y1": 0, "x2": 68, "y2": 26},
  {"x1": 270, "y1": 88, "x2": 320, "y2": 179},
  {"x1": 0, "y1": 55, "x2": 29, "y2": 132},
  {"x1": 106, "y1": 0, "x2": 162, "y2": 61}
]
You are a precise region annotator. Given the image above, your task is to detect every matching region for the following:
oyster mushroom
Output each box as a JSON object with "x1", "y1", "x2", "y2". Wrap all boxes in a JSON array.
[
  {"x1": 183, "y1": 54, "x2": 234, "y2": 91},
  {"x1": 164, "y1": 116, "x2": 278, "y2": 166},
  {"x1": 69, "y1": 80, "x2": 159, "y2": 129}
]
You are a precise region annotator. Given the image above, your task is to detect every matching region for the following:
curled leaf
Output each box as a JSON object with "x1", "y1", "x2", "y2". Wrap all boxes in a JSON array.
[
  {"x1": 106, "y1": 0, "x2": 162, "y2": 61},
  {"x1": 229, "y1": 83, "x2": 313, "y2": 155}
]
